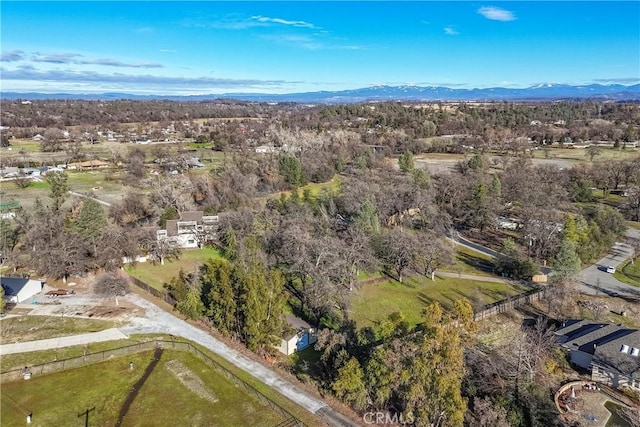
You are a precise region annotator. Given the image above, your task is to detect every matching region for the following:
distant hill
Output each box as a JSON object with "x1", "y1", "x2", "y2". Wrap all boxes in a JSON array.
[{"x1": 2, "y1": 83, "x2": 639, "y2": 103}]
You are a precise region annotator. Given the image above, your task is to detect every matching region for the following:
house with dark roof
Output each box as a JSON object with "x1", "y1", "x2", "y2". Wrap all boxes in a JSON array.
[
  {"x1": 1, "y1": 277, "x2": 44, "y2": 303},
  {"x1": 156, "y1": 211, "x2": 220, "y2": 249},
  {"x1": 555, "y1": 319, "x2": 640, "y2": 391}
]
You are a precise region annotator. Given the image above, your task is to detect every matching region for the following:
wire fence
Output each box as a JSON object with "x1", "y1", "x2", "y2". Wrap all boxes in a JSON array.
[{"x1": 1, "y1": 339, "x2": 305, "y2": 427}]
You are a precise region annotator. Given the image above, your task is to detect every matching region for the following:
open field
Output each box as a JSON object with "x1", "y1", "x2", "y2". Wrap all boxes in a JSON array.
[
  {"x1": 349, "y1": 275, "x2": 526, "y2": 328},
  {"x1": 0, "y1": 170, "x2": 133, "y2": 210},
  {"x1": 0, "y1": 334, "x2": 323, "y2": 426},
  {"x1": 531, "y1": 146, "x2": 640, "y2": 162},
  {"x1": 125, "y1": 246, "x2": 223, "y2": 291},
  {"x1": 1, "y1": 349, "x2": 287, "y2": 427},
  {"x1": 440, "y1": 245, "x2": 496, "y2": 277},
  {"x1": 0, "y1": 316, "x2": 117, "y2": 344},
  {"x1": 263, "y1": 175, "x2": 342, "y2": 204}
]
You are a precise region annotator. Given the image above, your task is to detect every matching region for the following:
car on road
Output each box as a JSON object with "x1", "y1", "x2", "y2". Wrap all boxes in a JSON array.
[{"x1": 605, "y1": 266, "x2": 616, "y2": 274}]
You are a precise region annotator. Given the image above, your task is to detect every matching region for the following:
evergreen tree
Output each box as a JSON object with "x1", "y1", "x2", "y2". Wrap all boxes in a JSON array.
[
  {"x1": 202, "y1": 258, "x2": 237, "y2": 336},
  {"x1": 399, "y1": 151, "x2": 415, "y2": 173},
  {"x1": 278, "y1": 155, "x2": 304, "y2": 186},
  {"x1": 332, "y1": 357, "x2": 368, "y2": 410},
  {"x1": 552, "y1": 239, "x2": 582, "y2": 281},
  {"x1": 46, "y1": 171, "x2": 69, "y2": 211},
  {"x1": 403, "y1": 301, "x2": 470, "y2": 427},
  {"x1": 237, "y1": 262, "x2": 286, "y2": 353},
  {"x1": 356, "y1": 200, "x2": 380, "y2": 234},
  {"x1": 176, "y1": 274, "x2": 205, "y2": 320},
  {"x1": 468, "y1": 154, "x2": 484, "y2": 171},
  {"x1": 73, "y1": 199, "x2": 107, "y2": 246}
]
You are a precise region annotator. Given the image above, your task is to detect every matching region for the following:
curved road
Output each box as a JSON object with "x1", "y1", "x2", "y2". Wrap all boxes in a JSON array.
[
  {"x1": 578, "y1": 229, "x2": 640, "y2": 298},
  {"x1": 450, "y1": 228, "x2": 640, "y2": 298}
]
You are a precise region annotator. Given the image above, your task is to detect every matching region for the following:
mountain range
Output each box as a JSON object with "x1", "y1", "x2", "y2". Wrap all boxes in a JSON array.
[{"x1": 2, "y1": 83, "x2": 639, "y2": 103}]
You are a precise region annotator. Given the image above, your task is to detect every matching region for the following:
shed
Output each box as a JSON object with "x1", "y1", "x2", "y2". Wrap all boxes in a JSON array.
[
  {"x1": 277, "y1": 314, "x2": 317, "y2": 356},
  {"x1": 1, "y1": 277, "x2": 44, "y2": 303}
]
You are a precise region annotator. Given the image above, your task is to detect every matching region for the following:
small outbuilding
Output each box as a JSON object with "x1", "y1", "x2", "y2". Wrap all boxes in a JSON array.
[
  {"x1": 1, "y1": 277, "x2": 44, "y2": 303},
  {"x1": 277, "y1": 314, "x2": 317, "y2": 356}
]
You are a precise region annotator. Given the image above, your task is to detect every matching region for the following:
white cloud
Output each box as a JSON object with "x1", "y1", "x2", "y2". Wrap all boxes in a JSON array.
[
  {"x1": 478, "y1": 6, "x2": 516, "y2": 22},
  {"x1": 32, "y1": 52, "x2": 82, "y2": 64},
  {"x1": 250, "y1": 15, "x2": 318, "y2": 29},
  {"x1": 78, "y1": 58, "x2": 163, "y2": 68},
  {"x1": 0, "y1": 66, "x2": 295, "y2": 90},
  {"x1": 0, "y1": 50, "x2": 25, "y2": 62},
  {"x1": 26, "y1": 51, "x2": 163, "y2": 68},
  {"x1": 444, "y1": 27, "x2": 459, "y2": 36},
  {"x1": 183, "y1": 14, "x2": 319, "y2": 30}
]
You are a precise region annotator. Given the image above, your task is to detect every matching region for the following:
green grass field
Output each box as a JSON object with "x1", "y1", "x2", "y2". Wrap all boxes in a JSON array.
[
  {"x1": 613, "y1": 258, "x2": 640, "y2": 287},
  {"x1": 440, "y1": 246, "x2": 496, "y2": 277},
  {"x1": 125, "y1": 246, "x2": 223, "y2": 290},
  {"x1": 0, "y1": 316, "x2": 117, "y2": 345},
  {"x1": 1, "y1": 349, "x2": 287, "y2": 427},
  {"x1": 349, "y1": 275, "x2": 525, "y2": 328}
]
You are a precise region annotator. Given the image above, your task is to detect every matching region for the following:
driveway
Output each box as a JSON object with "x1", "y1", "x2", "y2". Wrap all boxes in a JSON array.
[
  {"x1": 0, "y1": 328, "x2": 129, "y2": 355},
  {"x1": 578, "y1": 229, "x2": 640, "y2": 298},
  {"x1": 120, "y1": 294, "x2": 357, "y2": 427}
]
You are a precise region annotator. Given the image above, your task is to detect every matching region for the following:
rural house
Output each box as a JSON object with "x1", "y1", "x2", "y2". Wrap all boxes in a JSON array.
[
  {"x1": 555, "y1": 320, "x2": 640, "y2": 391},
  {"x1": 1, "y1": 277, "x2": 44, "y2": 303},
  {"x1": 156, "y1": 211, "x2": 220, "y2": 249}
]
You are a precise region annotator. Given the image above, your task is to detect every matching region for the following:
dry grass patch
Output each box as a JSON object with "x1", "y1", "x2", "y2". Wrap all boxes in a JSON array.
[{"x1": 165, "y1": 359, "x2": 218, "y2": 403}]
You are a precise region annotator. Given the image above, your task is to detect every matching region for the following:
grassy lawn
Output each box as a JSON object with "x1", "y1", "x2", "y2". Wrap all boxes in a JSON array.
[
  {"x1": 349, "y1": 275, "x2": 526, "y2": 328},
  {"x1": 357, "y1": 271, "x2": 383, "y2": 281},
  {"x1": 0, "y1": 334, "x2": 323, "y2": 426},
  {"x1": 266, "y1": 175, "x2": 342, "y2": 203},
  {"x1": 1, "y1": 349, "x2": 287, "y2": 427},
  {"x1": 440, "y1": 245, "x2": 496, "y2": 277},
  {"x1": 531, "y1": 147, "x2": 639, "y2": 161},
  {"x1": 613, "y1": 258, "x2": 640, "y2": 287},
  {"x1": 0, "y1": 316, "x2": 117, "y2": 345},
  {"x1": 125, "y1": 246, "x2": 223, "y2": 291}
]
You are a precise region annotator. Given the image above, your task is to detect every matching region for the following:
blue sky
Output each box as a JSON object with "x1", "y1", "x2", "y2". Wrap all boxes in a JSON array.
[{"x1": 1, "y1": 1, "x2": 639, "y2": 94}]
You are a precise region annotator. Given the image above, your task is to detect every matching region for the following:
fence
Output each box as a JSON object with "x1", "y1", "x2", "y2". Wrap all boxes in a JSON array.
[
  {"x1": 1, "y1": 339, "x2": 305, "y2": 427},
  {"x1": 126, "y1": 274, "x2": 177, "y2": 306},
  {"x1": 1, "y1": 340, "x2": 158, "y2": 383},
  {"x1": 473, "y1": 286, "x2": 548, "y2": 321}
]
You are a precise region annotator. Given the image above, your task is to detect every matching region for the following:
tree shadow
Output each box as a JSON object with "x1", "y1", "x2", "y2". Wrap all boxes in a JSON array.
[{"x1": 457, "y1": 252, "x2": 495, "y2": 274}]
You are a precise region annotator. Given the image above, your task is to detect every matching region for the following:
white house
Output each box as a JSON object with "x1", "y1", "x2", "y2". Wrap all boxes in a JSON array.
[
  {"x1": 157, "y1": 211, "x2": 220, "y2": 249},
  {"x1": 1, "y1": 277, "x2": 44, "y2": 303}
]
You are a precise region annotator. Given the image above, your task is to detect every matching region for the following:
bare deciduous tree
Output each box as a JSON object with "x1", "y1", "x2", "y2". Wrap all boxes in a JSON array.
[{"x1": 93, "y1": 272, "x2": 130, "y2": 305}]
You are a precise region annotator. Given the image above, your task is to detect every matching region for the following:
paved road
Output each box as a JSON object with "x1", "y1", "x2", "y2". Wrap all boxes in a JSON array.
[
  {"x1": 0, "y1": 328, "x2": 129, "y2": 355},
  {"x1": 578, "y1": 229, "x2": 640, "y2": 299},
  {"x1": 120, "y1": 294, "x2": 357, "y2": 427}
]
